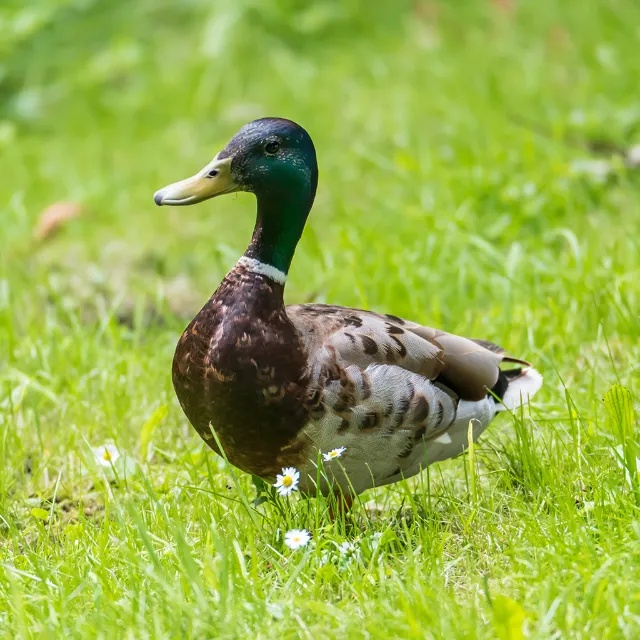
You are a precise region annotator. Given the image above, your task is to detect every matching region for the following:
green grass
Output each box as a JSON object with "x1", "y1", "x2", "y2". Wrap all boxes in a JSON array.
[{"x1": 2, "y1": 0, "x2": 640, "y2": 636}]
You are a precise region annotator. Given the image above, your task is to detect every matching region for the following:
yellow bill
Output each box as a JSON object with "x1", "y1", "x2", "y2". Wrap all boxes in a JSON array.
[{"x1": 153, "y1": 155, "x2": 238, "y2": 206}]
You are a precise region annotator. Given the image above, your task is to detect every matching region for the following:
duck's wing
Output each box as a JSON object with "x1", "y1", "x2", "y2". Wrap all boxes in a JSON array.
[
  {"x1": 286, "y1": 304, "x2": 541, "y2": 494},
  {"x1": 288, "y1": 303, "x2": 530, "y2": 402}
]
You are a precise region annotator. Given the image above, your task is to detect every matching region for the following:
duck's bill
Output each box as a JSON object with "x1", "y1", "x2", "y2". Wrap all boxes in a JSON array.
[{"x1": 153, "y1": 156, "x2": 238, "y2": 206}]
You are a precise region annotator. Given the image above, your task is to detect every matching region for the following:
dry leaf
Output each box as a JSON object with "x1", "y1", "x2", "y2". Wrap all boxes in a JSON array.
[
  {"x1": 34, "y1": 202, "x2": 83, "y2": 241},
  {"x1": 492, "y1": 0, "x2": 516, "y2": 14}
]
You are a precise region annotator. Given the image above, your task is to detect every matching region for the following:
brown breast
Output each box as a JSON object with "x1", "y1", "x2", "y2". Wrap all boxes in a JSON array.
[{"x1": 172, "y1": 264, "x2": 311, "y2": 478}]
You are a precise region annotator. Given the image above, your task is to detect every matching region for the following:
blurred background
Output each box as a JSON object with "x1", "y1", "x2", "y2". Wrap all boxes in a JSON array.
[
  {"x1": 2, "y1": 2, "x2": 640, "y2": 635},
  {"x1": 1, "y1": 0, "x2": 639, "y2": 476}
]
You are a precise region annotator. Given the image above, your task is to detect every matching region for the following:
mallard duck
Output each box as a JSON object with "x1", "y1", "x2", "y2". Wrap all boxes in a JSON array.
[{"x1": 154, "y1": 117, "x2": 542, "y2": 500}]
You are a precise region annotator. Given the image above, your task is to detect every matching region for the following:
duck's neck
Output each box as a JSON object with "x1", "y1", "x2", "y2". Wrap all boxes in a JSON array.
[{"x1": 241, "y1": 185, "x2": 316, "y2": 285}]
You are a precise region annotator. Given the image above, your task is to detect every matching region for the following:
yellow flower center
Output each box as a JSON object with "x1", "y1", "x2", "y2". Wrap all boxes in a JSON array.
[
  {"x1": 103, "y1": 450, "x2": 112, "y2": 461},
  {"x1": 329, "y1": 451, "x2": 338, "y2": 458},
  {"x1": 282, "y1": 476, "x2": 293, "y2": 487}
]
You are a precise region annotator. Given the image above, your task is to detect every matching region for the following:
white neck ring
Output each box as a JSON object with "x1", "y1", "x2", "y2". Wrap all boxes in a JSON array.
[{"x1": 237, "y1": 256, "x2": 287, "y2": 284}]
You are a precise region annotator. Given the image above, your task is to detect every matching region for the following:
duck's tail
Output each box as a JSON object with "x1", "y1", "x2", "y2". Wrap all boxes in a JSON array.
[{"x1": 492, "y1": 367, "x2": 543, "y2": 412}]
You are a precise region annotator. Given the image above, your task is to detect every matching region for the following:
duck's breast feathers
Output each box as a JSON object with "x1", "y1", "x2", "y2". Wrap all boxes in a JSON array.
[
  {"x1": 287, "y1": 303, "x2": 526, "y2": 402},
  {"x1": 172, "y1": 265, "x2": 311, "y2": 477}
]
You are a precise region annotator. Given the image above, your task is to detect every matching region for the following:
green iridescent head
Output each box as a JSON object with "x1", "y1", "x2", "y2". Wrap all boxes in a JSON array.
[{"x1": 154, "y1": 118, "x2": 318, "y2": 275}]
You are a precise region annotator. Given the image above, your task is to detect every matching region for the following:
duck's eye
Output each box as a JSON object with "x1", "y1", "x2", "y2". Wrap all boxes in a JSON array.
[{"x1": 264, "y1": 141, "x2": 280, "y2": 155}]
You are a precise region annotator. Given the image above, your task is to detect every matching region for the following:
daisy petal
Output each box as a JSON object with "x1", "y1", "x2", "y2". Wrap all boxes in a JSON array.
[
  {"x1": 273, "y1": 466, "x2": 300, "y2": 496},
  {"x1": 93, "y1": 444, "x2": 121, "y2": 468},
  {"x1": 284, "y1": 529, "x2": 311, "y2": 550},
  {"x1": 322, "y1": 446, "x2": 346, "y2": 462}
]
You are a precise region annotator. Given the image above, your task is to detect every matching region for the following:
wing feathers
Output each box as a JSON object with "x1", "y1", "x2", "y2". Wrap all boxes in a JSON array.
[
  {"x1": 285, "y1": 303, "x2": 541, "y2": 495},
  {"x1": 288, "y1": 303, "x2": 534, "y2": 403}
]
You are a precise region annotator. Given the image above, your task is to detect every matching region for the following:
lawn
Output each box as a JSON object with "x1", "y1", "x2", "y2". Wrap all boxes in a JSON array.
[{"x1": 2, "y1": 0, "x2": 640, "y2": 637}]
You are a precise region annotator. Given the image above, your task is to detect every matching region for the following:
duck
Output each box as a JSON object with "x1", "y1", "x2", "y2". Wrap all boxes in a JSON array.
[{"x1": 153, "y1": 117, "x2": 542, "y2": 503}]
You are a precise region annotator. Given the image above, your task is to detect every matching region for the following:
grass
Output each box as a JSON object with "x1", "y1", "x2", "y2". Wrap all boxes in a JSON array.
[{"x1": 2, "y1": 0, "x2": 640, "y2": 636}]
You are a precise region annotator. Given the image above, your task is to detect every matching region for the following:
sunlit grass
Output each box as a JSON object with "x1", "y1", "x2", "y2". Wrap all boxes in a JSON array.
[{"x1": 1, "y1": 0, "x2": 640, "y2": 637}]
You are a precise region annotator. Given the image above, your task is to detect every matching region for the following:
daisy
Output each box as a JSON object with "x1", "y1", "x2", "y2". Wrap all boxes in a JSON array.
[
  {"x1": 339, "y1": 541, "x2": 352, "y2": 554},
  {"x1": 93, "y1": 444, "x2": 120, "y2": 467},
  {"x1": 274, "y1": 467, "x2": 300, "y2": 496},
  {"x1": 323, "y1": 446, "x2": 346, "y2": 462},
  {"x1": 284, "y1": 529, "x2": 310, "y2": 550}
]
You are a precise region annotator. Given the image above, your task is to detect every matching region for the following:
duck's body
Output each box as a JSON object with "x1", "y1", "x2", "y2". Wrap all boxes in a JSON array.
[{"x1": 156, "y1": 117, "x2": 542, "y2": 497}]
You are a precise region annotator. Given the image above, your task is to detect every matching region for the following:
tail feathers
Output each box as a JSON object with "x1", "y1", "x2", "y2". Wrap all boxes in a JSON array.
[
  {"x1": 494, "y1": 367, "x2": 543, "y2": 412},
  {"x1": 471, "y1": 339, "x2": 532, "y2": 367}
]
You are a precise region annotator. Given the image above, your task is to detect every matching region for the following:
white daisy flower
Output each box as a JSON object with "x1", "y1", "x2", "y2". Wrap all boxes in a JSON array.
[
  {"x1": 284, "y1": 529, "x2": 310, "y2": 550},
  {"x1": 274, "y1": 467, "x2": 300, "y2": 496},
  {"x1": 322, "y1": 446, "x2": 346, "y2": 462},
  {"x1": 338, "y1": 538, "x2": 361, "y2": 561},
  {"x1": 93, "y1": 444, "x2": 120, "y2": 467}
]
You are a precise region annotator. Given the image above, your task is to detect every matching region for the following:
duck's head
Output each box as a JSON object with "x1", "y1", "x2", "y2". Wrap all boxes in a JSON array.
[
  {"x1": 154, "y1": 117, "x2": 318, "y2": 278},
  {"x1": 153, "y1": 117, "x2": 318, "y2": 207}
]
